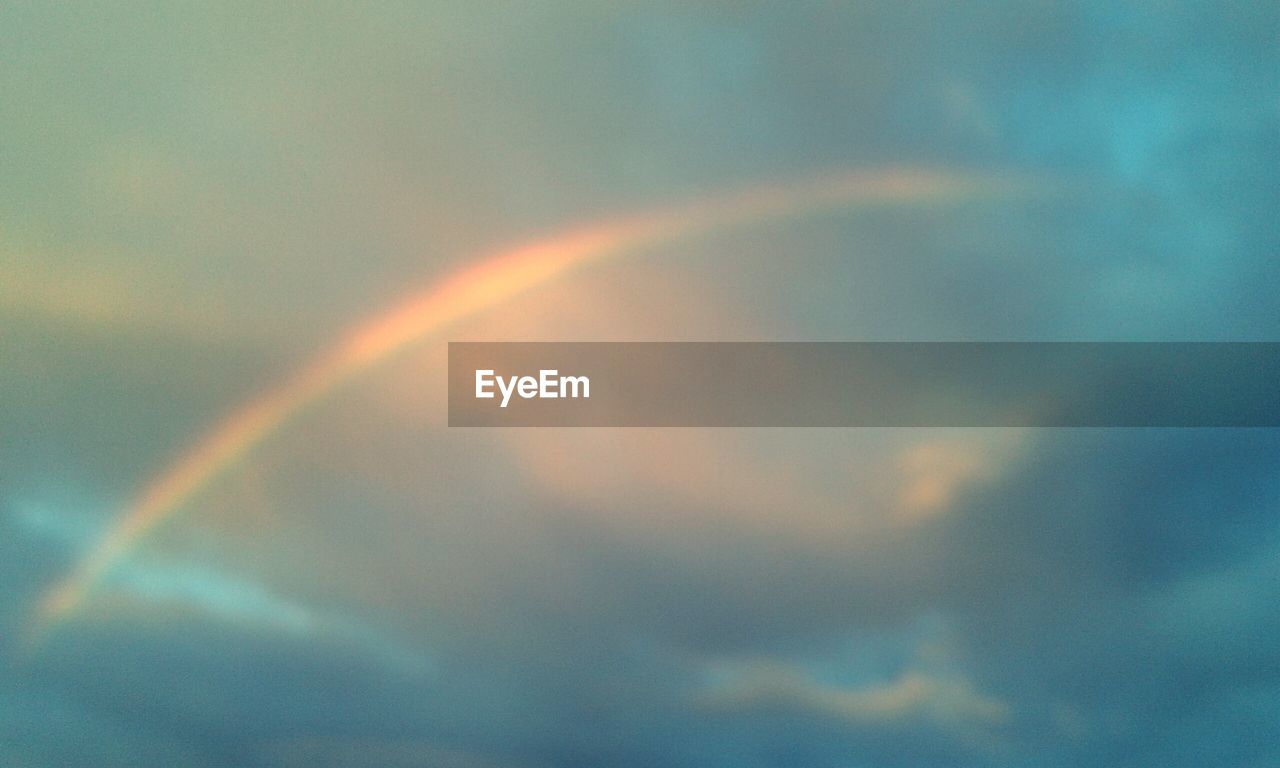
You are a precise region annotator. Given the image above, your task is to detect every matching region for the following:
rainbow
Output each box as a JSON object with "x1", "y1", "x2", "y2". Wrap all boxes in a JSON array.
[{"x1": 33, "y1": 168, "x2": 1033, "y2": 637}]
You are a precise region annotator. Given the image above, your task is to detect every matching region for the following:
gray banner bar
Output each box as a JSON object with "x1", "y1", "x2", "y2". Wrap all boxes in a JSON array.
[{"x1": 448, "y1": 343, "x2": 1280, "y2": 427}]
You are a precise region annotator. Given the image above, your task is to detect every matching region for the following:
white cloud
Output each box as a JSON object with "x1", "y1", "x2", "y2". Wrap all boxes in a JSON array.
[{"x1": 696, "y1": 661, "x2": 1009, "y2": 732}]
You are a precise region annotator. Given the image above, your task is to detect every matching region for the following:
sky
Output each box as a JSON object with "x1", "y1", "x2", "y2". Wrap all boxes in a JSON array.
[{"x1": 2, "y1": 2, "x2": 1280, "y2": 766}]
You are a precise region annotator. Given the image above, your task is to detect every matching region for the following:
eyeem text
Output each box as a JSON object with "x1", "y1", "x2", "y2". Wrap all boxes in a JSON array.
[{"x1": 474, "y1": 369, "x2": 590, "y2": 408}]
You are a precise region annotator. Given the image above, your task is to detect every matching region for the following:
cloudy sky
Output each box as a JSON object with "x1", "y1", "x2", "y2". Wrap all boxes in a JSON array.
[{"x1": 2, "y1": 2, "x2": 1279, "y2": 766}]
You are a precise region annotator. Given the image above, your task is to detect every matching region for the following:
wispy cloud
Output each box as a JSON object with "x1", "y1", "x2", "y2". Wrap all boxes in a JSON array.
[
  {"x1": 696, "y1": 661, "x2": 1010, "y2": 733},
  {"x1": 12, "y1": 496, "x2": 431, "y2": 674}
]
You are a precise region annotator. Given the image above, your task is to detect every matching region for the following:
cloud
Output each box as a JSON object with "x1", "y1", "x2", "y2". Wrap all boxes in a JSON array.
[
  {"x1": 3, "y1": 1, "x2": 1280, "y2": 766},
  {"x1": 12, "y1": 495, "x2": 431, "y2": 675},
  {"x1": 257, "y1": 738, "x2": 534, "y2": 768},
  {"x1": 0, "y1": 688, "x2": 215, "y2": 768},
  {"x1": 893, "y1": 431, "x2": 1025, "y2": 524},
  {"x1": 696, "y1": 663, "x2": 1010, "y2": 732}
]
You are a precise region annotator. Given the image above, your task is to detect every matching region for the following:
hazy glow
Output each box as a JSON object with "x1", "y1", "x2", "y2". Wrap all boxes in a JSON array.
[{"x1": 34, "y1": 168, "x2": 1030, "y2": 636}]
